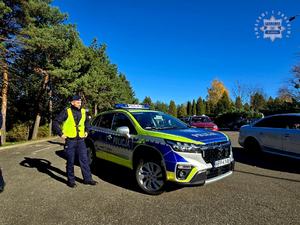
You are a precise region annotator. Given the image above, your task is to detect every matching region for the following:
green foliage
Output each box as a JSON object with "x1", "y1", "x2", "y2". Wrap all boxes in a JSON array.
[
  {"x1": 216, "y1": 92, "x2": 231, "y2": 114},
  {"x1": 192, "y1": 99, "x2": 196, "y2": 116},
  {"x1": 155, "y1": 101, "x2": 168, "y2": 113},
  {"x1": 196, "y1": 97, "x2": 206, "y2": 115},
  {"x1": 142, "y1": 96, "x2": 155, "y2": 110},
  {"x1": 177, "y1": 104, "x2": 187, "y2": 118},
  {"x1": 7, "y1": 123, "x2": 30, "y2": 142},
  {"x1": 168, "y1": 100, "x2": 177, "y2": 117},
  {"x1": 250, "y1": 92, "x2": 266, "y2": 112},
  {"x1": 186, "y1": 101, "x2": 192, "y2": 116},
  {"x1": 2, "y1": 0, "x2": 136, "y2": 140},
  {"x1": 37, "y1": 123, "x2": 50, "y2": 138}
]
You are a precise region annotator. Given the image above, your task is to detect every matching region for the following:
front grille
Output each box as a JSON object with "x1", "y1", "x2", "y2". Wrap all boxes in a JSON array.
[
  {"x1": 202, "y1": 142, "x2": 231, "y2": 163},
  {"x1": 206, "y1": 164, "x2": 232, "y2": 179}
]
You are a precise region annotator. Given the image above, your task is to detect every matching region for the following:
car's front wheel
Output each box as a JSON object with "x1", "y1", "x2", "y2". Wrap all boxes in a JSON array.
[
  {"x1": 87, "y1": 145, "x2": 96, "y2": 167},
  {"x1": 135, "y1": 159, "x2": 165, "y2": 195}
]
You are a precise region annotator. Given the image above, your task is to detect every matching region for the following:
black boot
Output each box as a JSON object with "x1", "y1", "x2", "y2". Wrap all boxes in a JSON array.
[{"x1": 0, "y1": 168, "x2": 5, "y2": 193}]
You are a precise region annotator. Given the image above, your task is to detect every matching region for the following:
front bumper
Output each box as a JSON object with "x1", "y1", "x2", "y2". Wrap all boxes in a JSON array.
[{"x1": 172, "y1": 161, "x2": 235, "y2": 186}]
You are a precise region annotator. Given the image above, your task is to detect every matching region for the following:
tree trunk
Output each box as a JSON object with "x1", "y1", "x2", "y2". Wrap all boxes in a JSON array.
[
  {"x1": 1, "y1": 62, "x2": 8, "y2": 145},
  {"x1": 31, "y1": 69, "x2": 49, "y2": 140},
  {"x1": 48, "y1": 88, "x2": 52, "y2": 137},
  {"x1": 94, "y1": 103, "x2": 98, "y2": 116}
]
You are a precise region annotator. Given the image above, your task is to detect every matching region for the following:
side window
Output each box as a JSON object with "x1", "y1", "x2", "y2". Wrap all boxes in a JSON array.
[
  {"x1": 254, "y1": 116, "x2": 285, "y2": 128},
  {"x1": 91, "y1": 115, "x2": 102, "y2": 127},
  {"x1": 99, "y1": 113, "x2": 114, "y2": 129},
  {"x1": 112, "y1": 113, "x2": 137, "y2": 135},
  {"x1": 286, "y1": 116, "x2": 300, "y2": 130}
]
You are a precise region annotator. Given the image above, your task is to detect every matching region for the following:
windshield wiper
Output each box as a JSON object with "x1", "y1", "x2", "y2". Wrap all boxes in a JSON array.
[
  {"x1": 144, "y1": 126, "x2": 159, "y2": 130},
  {"x1": 156, "y1": 126, "x2": 179, "y2": 130}
]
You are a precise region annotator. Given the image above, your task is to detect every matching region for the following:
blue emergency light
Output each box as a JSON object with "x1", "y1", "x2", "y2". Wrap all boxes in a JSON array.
[{"x1": 114, "y1": 104, "x2": 150, "y2": 109}]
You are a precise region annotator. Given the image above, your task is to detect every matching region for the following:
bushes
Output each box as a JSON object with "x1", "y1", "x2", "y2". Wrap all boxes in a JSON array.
[
  {"x1": 6, "y1": 123, "x2": 30, "y2": 142},
  {"x1": 6, "y1": 123, "x2": 51, "y2": 142},
  {"x1": 37, "y1": 124, "x2": 50, "y2": 138},
  {"x1": 214, "y1": 111, "x2": 264, "y2": 130}
]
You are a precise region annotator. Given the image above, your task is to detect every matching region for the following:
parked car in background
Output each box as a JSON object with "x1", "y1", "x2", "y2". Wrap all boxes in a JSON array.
[
  {"x1": 214, "y1": 113, "x2": 249, "y2": 130},
  {"x1": 181, "y1": 115, "x2": 218, "y2": 131},
  {"x1": 239, "y1": 113, "x2": 300, "y2": 159}
]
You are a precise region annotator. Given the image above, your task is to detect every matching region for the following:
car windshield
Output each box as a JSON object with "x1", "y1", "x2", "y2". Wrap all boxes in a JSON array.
[
  {"x1": 191, "y1": 117, "x2": 212, "y2": 123},
  {"x1": 131, "y1": 111, "x2": 189, "y2": 130}
]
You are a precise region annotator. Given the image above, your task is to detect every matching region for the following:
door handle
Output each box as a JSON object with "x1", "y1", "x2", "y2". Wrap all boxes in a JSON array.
[
  {"x1": 107, "y1": 135, "x2": 112, "y2": 140},
  {"x1": 284, "y1": 134, "x2": 290, "y2": 138}
]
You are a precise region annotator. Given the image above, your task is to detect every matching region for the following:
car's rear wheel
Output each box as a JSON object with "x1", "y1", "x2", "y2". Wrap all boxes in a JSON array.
[
  {"x1": 135, "y1": 159, "x2": 165, "y2": 195},
  {"x1": 244, "y1": 137, "x2": 261, "y2": 153}
]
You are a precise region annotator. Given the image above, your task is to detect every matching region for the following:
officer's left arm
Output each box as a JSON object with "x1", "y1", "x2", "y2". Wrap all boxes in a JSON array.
[{"x1": 84, "y1": 114, "x2": 91, "y2": 136}]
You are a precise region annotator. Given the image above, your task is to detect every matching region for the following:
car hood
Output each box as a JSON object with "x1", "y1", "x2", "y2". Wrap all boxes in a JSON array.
[{"x1": 157, "y1": 128, "x2": 228, "y2": 144}]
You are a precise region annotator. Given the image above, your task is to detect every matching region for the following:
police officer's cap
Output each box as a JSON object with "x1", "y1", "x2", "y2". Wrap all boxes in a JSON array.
[{"x1": 71, "y1": 95, "x2": 81, "y2": 101}]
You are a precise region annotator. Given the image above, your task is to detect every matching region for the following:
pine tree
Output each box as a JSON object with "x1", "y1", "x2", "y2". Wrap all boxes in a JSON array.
[
  {"x1": 187, "y1": 101, "x2": 192, "y2": 116},
  {"x1": 216, "y1": 92, "x2": 231, "y2": 114},
  {"x1": 142, "y1": 96, "x2": 155, "y2": 110},
  {"x1": 177, "y1": 104, "x2": 187, "y2": 118},
  {"x1": 168, "y1": 100, "x2": 177, "y2": 117},
  {"x1": 192, "y1": 99, "x2": 196, "y2": 116}
]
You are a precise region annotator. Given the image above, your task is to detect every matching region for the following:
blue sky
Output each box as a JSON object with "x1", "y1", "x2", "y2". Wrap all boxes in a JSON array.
[{"x1": 53, "y1": 0, "x2": 300, "y2": 104}]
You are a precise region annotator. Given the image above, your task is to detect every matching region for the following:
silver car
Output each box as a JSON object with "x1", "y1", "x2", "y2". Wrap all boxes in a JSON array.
[{"x1": 239, "y1": 113, "x2": 300, "y2": 159}]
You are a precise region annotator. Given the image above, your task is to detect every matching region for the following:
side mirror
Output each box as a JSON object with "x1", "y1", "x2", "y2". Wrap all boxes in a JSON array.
[{"x1": 116, "y1": 126, "x2": 131, "y2": 138}]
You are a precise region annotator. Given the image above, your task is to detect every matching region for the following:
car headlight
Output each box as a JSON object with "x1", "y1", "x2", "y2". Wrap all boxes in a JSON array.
[{"x1": 165, "y1": 140, "x2": 207, "y2": 153}]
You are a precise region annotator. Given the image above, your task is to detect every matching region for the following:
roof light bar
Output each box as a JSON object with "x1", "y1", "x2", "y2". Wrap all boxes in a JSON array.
[{"x1": 114, "y1": 104, "x2": 150, "y2": 109}]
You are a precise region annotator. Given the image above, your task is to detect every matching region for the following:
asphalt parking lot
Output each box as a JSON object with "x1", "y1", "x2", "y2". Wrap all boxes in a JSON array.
[{"x1": 0, "y1": 132, "x2": 299, "y2": 225}]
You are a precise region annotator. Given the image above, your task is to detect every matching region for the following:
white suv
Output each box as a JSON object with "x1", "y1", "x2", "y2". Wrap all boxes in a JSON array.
[{"x1": 239, "y1": 113, "x2": 300, "y2": 159}]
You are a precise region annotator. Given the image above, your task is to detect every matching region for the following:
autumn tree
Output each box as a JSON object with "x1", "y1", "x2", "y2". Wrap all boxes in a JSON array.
[{"x1": 207, "y1": 79, "x2": 229, "y2": 113}]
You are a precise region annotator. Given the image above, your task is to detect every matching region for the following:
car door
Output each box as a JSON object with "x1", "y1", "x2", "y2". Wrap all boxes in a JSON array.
[
  {"x1": 93, "y1": 112, "x2": 115, "y2": 154},
  {"x1": 253, "y1": 116, "x2": 285, "y2": 151},
  {"x1": 283, "y1": 116, "x2": 300, "y2": 155},
  {"x1": 110, "y1": 113, "x2": 137, "y2": 160}
]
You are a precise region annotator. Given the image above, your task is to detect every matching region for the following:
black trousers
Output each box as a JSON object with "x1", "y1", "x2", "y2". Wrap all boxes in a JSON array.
[{"x1": 64, "y1": 139, "x2": 92, "y2": 184}]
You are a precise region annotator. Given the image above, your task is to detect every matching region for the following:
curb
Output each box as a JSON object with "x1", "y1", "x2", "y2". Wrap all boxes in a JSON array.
[{"x1": 0, "y1": 137, "x2": 60, "y2": 150}]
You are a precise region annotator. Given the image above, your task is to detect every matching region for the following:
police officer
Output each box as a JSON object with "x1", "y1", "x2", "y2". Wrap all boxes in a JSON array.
[{"x1": 53, "y1": 95, "x2": 97, "y2": 188}]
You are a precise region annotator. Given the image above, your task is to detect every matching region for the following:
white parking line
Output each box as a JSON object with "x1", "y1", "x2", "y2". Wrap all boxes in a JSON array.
[{"x1": 32, "y1": 145, "x2": 58, "y2": 155}]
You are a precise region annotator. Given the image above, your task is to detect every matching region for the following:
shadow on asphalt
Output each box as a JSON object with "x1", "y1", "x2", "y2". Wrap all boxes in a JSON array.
[
  {"x1": 47, "y1": 140, "x2": 64, "y2": 146},
  {"x1": 233, "y1": 147, "x2": 300, "y2": 175},
  {"x1": 55, "y1": 149, "x2": 182, "y2": 194},
  {"x1": 19, "y1": 157, "x2": 84, "y2": 185}
]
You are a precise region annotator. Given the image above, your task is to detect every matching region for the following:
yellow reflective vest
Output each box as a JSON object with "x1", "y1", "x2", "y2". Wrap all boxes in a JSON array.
[{"x1": 62, "y1": 108, "x2": 86, "y2": 138}]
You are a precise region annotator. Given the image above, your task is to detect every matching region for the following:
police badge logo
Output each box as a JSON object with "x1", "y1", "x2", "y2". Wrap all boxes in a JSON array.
[{"x1": 254, "y1": 10, "x2": 292, "y2": 42}]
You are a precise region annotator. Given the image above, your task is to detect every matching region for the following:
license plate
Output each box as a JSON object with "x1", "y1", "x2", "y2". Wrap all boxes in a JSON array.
[{"x1": 214, "y1": 158, "x2": 231, "y2": 168}]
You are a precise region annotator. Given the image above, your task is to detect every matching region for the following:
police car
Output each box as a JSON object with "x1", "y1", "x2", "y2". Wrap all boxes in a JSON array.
[{"x1": 86, "y1": 104, "x2": 234, "y2": 194}]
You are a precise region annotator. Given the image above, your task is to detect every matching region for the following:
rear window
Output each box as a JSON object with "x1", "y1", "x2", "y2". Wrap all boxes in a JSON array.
[{"x1": 191, "y1": 117, "x2": 212, "y2": 123}]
